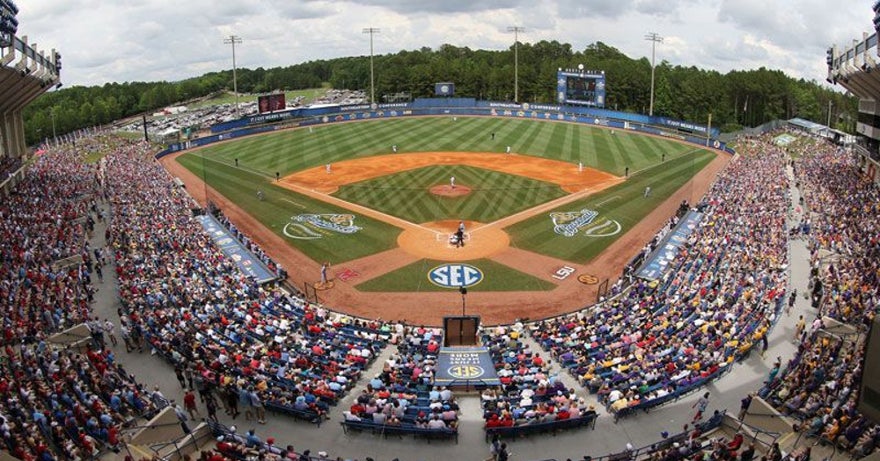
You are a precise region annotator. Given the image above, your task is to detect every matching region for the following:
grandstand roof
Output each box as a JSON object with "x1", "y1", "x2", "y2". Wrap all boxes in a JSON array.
[{"x1": 788, "y1": 117, "x2": 829, "y2": 135}]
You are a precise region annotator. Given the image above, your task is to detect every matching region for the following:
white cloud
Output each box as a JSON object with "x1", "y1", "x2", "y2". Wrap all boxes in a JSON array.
[{"x1": 15, "y1": 0, "x2": 878, "y2": 87}]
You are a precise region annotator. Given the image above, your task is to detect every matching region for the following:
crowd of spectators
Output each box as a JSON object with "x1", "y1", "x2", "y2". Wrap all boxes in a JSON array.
[
  {"x1": 10, "y1": 127, "x2": 880, "y2": 461},
  {"x1": 0, "y1": 140, "x2": 163, "y2": 460},
  {"x1": 103, "y1": 138, "x2": 393, "y2": 452},
  {"x1": 761, "y1": 135, "x2": 880, "y2": 457},
  {"x1": 0, "y1": 154, "x2": 22, "y2": 181},
  {"x1": 528, "y1": 134, "x2": 790, "y2": 417},
  {"x1": 343, "y1": 325, "x2": 459, "y2": 431},
  {"x1": 481, "y1": 323, "x2": 597, "y2": 429}
]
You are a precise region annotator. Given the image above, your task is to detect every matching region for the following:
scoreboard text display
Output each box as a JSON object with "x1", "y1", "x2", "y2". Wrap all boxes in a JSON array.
[{"x1": 557, "y1": 69, "x2": 606, "y2": 108}]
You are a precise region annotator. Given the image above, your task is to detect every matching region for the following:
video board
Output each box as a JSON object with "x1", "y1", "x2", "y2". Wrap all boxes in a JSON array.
[
  {"x1": 258, "y1": 93, "x2": 286, "y2": 114},
  {"x1": 557, "y1": 69, "x2": 606, "y2": 108}
]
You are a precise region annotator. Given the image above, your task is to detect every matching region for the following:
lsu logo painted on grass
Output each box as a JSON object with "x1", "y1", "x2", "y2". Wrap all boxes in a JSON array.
[
  {"x1": 283, "y1": 213, "x2": 362, "y2": 240},
  {"x1": 550, "y1": 209, "x2": 621, "y2": 238},
  {"x1": 428, "y1": 264, "x2": 483, "y2": 288}
]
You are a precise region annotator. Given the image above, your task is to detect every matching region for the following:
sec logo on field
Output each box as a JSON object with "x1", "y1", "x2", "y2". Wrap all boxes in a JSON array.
[
  {"x1": 428, "y1": 263, "x2": 484, "y2": 288},
  {"x1": 577, "y1": 274, "x2": 599, "y2": 285}
]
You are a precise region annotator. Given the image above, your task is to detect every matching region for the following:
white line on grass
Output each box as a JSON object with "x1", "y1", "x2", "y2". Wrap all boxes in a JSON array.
[
  {"x1": 281, "y1": 199, "x2": 306, "y2": 209},
  {"x1": 595, "y1": 195, "x2": 621, "y2": 208}
]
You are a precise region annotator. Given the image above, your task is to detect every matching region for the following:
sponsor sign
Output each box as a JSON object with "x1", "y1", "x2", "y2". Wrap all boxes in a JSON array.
[
  {"x1": 636, "y1": 210, "x2": 703, "y2": 281},
  {"x1": 435, "y1": 347, "x2": 500, "y2": 385},
  {"x1": 196, "y1": 215, "x2": 277, "y2": 284},
  {"x1": 550, "y1": 209, "x2": 622, "y2": 238},
  {"x1": 428, "y1": 263, "x2": 483, "y2": 288},
  {"x1": 283, "y1": 213, "x2": 361, "y2": 240}
]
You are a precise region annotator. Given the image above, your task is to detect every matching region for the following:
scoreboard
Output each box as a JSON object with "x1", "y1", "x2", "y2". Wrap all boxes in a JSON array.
[
  {"x1": 557, "y1": 68, "x2": 606, "y2": 108},
  {"x1": 257, "y1": 93, "x2": 286, "y2": 114}
]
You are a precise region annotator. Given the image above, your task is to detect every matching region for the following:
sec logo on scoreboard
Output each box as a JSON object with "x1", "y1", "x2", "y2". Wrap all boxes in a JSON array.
[{"x1": 428, "y1": 263, "x2": 484, "y2": 288}]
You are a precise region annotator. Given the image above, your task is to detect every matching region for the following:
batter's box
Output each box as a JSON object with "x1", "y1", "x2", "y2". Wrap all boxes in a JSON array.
[
  {"x1": 437, "y1": 232, "x2": 470, "y2": 247},
  {"x1": 337, "y1": 268, "x2": 360, "y2": 282}
]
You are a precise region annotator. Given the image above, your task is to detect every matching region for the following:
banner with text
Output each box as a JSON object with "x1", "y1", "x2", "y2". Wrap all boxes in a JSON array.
[
  {"x1": 636, "y1": 210, "x2": 703, "y2": 282},
  {"x1": 434, "y1": 347, "x2": 500, "y2": 386},
  {"x1": 196, "y1": 215, "x2": 277, "y2": 284}
]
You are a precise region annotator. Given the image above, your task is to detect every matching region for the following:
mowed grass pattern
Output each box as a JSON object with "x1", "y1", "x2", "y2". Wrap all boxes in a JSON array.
[
  {"x1": 176, "y1": 154, "x2": 400, "y2": 264},
  {"x1": 506, "y1": 150, "x2": 716, "y2": 263},
  {"x1": 183, "y1": 117, "x2": 697, "y2": 178},
  {"x1": 177, "y1": 116, "x2": 716, "y2": 266},
  {"x1": 333, "y1": 165, "x2": 567, "y2": 223}
]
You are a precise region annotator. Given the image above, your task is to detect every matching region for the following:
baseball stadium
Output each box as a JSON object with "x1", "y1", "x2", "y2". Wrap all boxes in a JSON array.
[{"x1": 1, "y1": 2, "x2": 879, "y2": 461}]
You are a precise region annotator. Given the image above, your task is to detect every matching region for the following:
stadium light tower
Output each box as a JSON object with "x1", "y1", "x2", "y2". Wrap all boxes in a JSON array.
[
  {"x1": 223, "y1": 35, "x2": 243, "y2": 118},
  {"x1": 644, "y1": 32, "x2": 663, "y2": 117},
  {"x1": 363, "y1": 27, "x2": 380, "y2": 104},
  {"x1": 507, "y1": 26, "x2": 525, "y2": 102},
  {"x1": 50, "y1": 109, "x2": 56, "y2": 146}
]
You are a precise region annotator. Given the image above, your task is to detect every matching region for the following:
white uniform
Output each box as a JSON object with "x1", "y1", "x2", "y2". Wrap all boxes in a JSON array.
[{"x1": 450, "y1": 176, "x2": 456, "y2": 189}]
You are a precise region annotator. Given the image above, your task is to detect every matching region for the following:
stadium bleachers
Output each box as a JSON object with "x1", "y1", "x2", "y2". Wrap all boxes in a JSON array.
[{"x1": 4, "y1": 122, "x2": 880, "y2": 461}]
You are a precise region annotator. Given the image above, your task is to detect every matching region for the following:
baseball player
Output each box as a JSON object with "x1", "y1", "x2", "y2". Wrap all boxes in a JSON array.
[{"x1": 450, "y1": 176, "x2": 456, "y2": 190}]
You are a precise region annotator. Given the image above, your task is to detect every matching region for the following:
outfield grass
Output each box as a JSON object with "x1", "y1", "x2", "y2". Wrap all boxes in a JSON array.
[
  {"x1": 333, "y1": 165, "x2": 567, "y2": 223},
  {"x1": 185, "y1": 117, "x2": 695, "y2": 178},
  {"x1": 506, "y1": 150, "x2": 715, "y2": 262},
  {"x1": 355, "y1": 259, "x2": 557, "y2": 292},
  {"x1": 176, "y1": 116, "x2": 716, "y2": 269},
  {"x1": 176, "y1": 154, "x2": 401, "y2": 263}
]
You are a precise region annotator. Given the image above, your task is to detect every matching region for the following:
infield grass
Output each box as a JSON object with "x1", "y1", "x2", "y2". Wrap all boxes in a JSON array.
[
  {"x1": 355, "y1": 259, "x2": 557, "y2": 292},
  {"x1": 506, "y1": 150, "x2": 716, "y2": 262},
  {"x1": 176, "y1": 154, "x2": 400, "y2": 263},
  {"x1": 333, "y1": 165, "x2": 567, "y2": 223}
]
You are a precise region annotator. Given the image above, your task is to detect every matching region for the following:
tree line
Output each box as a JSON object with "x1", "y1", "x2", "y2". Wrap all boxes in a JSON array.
[{"x1": 22, "y1": 40, "x2": 854, "y2": 145}]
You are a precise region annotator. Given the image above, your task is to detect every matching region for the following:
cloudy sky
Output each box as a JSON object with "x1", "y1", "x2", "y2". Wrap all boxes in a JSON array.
[{"x1": 18, "y1": 0, "x2": 876, "y2": 88}]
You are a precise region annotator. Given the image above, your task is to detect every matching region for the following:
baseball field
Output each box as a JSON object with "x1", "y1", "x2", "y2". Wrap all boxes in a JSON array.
[{"x1": 165, "y1": 116, "x2": 727, "y2": 324}]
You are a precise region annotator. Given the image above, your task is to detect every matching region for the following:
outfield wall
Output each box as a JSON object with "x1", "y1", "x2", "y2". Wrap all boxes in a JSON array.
[{"x1": 156, "y1": 100, "x2": 734, "y2": 159}]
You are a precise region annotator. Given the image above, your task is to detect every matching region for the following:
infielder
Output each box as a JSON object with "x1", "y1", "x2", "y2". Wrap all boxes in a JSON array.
[{"x1": 450, "y1": 176, "x2": 456, "y2": 189}]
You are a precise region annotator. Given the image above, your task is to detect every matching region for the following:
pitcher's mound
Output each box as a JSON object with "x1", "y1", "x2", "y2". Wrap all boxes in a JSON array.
[
  {"x1": 430, "y1": 184, "x2": 471, "y2": 197},
  {"x1": 397, "y1": 220, "x2": 510, "y2": 261}
]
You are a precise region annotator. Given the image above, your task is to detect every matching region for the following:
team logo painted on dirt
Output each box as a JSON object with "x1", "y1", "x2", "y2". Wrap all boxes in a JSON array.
[
  {"x1": 283, "y1": 213, "x2": 362, "y2": 240},
  {"x1": 577, "y1": 274, "x2": 599, "y2": 285},
  {"x1": 428, "y1": 263, "x2": 484, "y2": 288},
  {"x1": 550, "y1": 209, "x2": 621, "y2": 238}
]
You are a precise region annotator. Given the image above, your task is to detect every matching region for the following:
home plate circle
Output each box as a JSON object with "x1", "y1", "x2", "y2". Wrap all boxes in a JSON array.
[{"x1": 397, "y1": 220, "x2": 510, "y2": 261}]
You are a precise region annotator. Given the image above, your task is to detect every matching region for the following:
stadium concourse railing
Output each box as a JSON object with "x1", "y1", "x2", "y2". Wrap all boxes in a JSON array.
[{"x1": 154, "y1": 98, "x2": 736, "y2": 160}]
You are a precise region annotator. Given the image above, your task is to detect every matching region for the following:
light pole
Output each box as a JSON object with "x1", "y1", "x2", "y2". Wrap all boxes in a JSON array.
[
  {"x1": 644, "y1": 32, "x2": 663, "y2": 117},
  {"x1": 507, "y1": 26, "x2": 525, "y2": 103},
  {"x1": 223, "y1": 35, "x2": 243, "y2": 118},
  {"x1": 362, "y1": 27, "x2": 380, "y2": 104},
  {"x1": 50, "y1": 109, "x2": 57, "y2": 146},
  {"x1": 826, "y1": 100, "x2": 833, "y2": 128}
]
